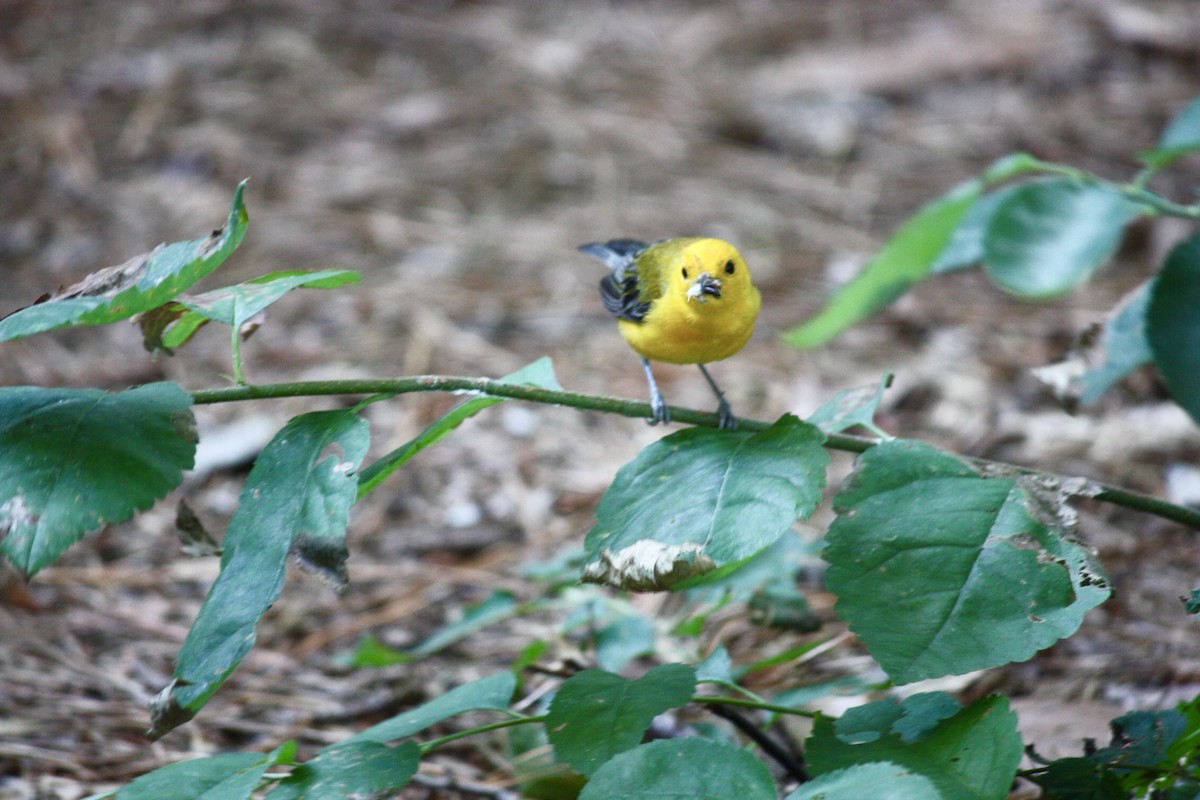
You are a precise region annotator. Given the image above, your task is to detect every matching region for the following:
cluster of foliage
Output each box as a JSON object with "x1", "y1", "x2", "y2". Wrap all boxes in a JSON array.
[{"x1": 2, "y1": 96, "x2": 1200, "y2": 799}]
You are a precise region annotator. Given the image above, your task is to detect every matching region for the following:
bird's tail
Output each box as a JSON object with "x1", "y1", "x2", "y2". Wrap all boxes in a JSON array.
[{"x1": 577, "y1": 239, "x2": 648, "y2": 273}]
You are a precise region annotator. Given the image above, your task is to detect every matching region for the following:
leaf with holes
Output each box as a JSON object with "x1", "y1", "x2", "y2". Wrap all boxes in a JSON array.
[
  {"x1": 150, "y1": 409, "x2": 369, "y2": 737},
  {"x1": 824, "y1": 440, "x2": 1110, "y2": 684}
]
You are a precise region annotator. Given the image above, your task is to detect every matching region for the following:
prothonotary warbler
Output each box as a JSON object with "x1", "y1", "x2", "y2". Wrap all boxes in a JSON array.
[{"x1": 579, "y1": 237, "x2": 761, "y2": 429}]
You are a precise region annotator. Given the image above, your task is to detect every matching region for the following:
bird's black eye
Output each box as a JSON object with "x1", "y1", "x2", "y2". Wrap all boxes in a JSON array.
[
  {"x1": 724, "y1": 260, "x2": 736, "y2": 275},
  {"x1": 682, "y1": 267, "x2": 689, "y2": 279}
]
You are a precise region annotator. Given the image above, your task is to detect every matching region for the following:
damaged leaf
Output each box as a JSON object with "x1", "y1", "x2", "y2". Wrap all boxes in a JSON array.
[
  {"x1": 807, "y1": 372, "x2": 893, "y2": 437},
  {"x1": 824, "y1": 439, "x2": 1110, "y2": 684},
  {"x1": 0, "y1": 382, "x2": 196, "y2": 577},
  {"x1": 1033, "y1": 280, "x2": 1153, "y2": 409},
  {"x1": 0, "y1": 180, "x2": 249, "y2": 342},
  {"x1": 151, "y1": 409, "x2": 368, "y2": 737},
  {"x1": 582, "y1": 415, "x2": 827, "y2": 591},
  {"x1": 139, "y1": 269, "x2": 361, "y2": 354}
]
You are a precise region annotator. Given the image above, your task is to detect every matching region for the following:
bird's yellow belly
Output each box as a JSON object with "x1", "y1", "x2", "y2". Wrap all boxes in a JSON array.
[{"x1": 618, "y1": 305, "x2": 755, "y2": 365}]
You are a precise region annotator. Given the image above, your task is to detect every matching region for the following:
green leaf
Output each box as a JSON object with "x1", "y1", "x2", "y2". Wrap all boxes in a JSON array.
[
  {"x1": 695, "y1": 645, "x2": 734, "y2": 683},
  {"x1": 345, "y1": 672, "x2": 517, "y2": 745},
  {"x1": 1140, "y1": 94, "x2": 1200, "y2": 170},
  {"x1": 982, "y1": 179, "x2": 1140, "y2": 298},
  {"x1": 1147, "y1": 232, "x2": 1200, "y2": 425},
  {"x1": 181, "y1": 269, "x2": 361, "y2": 327},
  {"x1": 1092, "y1": 709, "x2": 1188, "y2": 769},
  {"x1": 594, "y1": 615, "x2": 658, "y2": 672},
  {"x1": 115, "y1": 753, "x2": 267, "y2": 800},
  {"x1": 1034, "y1": 281, "x2": 1153, "y2": 408},
  {"x1": 786, "y1": 762, "x2": 942, "y2": 800},
  {"x1": 150, "y1": 409, "x2": 369, "y2": 737},
  {"x1": 807, "y1": 373, "x2": 892, "y2": 436},
  {"x1": 265, "y1": 741, "x2": 419, "y2": 800},
  {"x1": 547, "y1": 664, "x2": 696, "y2": 777},
  {"x1": 357, "y1": 357, "x2": 561, "y2": 498},
  {"x1": 578, "y1": 738, "x2": 775, "y2": 800},
  {"x1": 1187, "y1": 589, "x2": 1200, "y2": 616},
  {"x1": 929, "y1": 184, "x2": 1022, "y2": 274},
  {"x1": 582, "y1": 415, "x2": 827, "y2": 591},
  {"x1": 835, "y1": 693, "x2": 963, "y2": 745},
  {"x1": 0, "y1": 181, "x2": 249, "y2": 342},
  {"x1": 823, "y1": 440, "x2": 1111, "y2": 684},
  {"x1": 783, "y1": 180, "x2": 981, "y2": 348},
  {"x1": 807, "y1": 695, "x2": 1023, "y2": 800},
  {"x1": 343, "y1": 633, "x2": 413, "y2": 668},
  {"x1": 0, "y1": 382, "x2": 195, "y2": 577},
  {"x1": 408, "y1": 589, "x2": 522, "y2": 659},
  {"x1": 684, "y1": 531, "x2": 810, "y2": 605},
  {"x1": 142, "y1": 269, "x2": 361, "y2": 353},
  {"x1": 1029, "y1": 758, "x2": 1127, "y2": 800}
]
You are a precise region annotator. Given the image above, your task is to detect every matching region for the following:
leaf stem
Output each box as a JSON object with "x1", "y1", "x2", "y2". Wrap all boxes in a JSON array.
[
  {"x1": 188, "y1": 376, "x2": 1200, "y2": 530},
  {"x1": 419, "y1": 714, "x2": 546, "y2": 755},
  {"x1": 231, "y1": 322, "x2": 246, "y2": 385},
  {"x1": 692, "y1": 695, "x2": 820, "y2": 719}
]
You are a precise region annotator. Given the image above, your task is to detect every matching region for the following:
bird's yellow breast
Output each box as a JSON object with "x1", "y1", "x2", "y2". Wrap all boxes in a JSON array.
[{"x1": 618, "y1": 238, "x2": 761, "y2": 365}]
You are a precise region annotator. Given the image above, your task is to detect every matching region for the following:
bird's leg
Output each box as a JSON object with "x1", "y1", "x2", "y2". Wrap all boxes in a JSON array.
[
  {"x1": 697, "y1": 363, "x2": 736, "y2": 429},
  {"x1": 641, "y1": 357, "x2": 670, "y2": 426}
]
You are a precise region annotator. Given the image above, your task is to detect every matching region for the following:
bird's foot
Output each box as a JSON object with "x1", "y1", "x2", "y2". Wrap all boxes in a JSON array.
[{"x1": 716, "y1": 398, "x2": 737, "y2": 430}]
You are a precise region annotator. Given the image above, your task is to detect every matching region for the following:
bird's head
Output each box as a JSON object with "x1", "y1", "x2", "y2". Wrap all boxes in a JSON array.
[{"x1": 674, "y1": 239, "x2": 752, "y2": 306}]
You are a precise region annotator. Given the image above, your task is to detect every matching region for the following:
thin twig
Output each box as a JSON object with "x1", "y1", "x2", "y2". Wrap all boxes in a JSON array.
[{"x1": 706, "y1": 702, "x2": 809, "y2": 783}]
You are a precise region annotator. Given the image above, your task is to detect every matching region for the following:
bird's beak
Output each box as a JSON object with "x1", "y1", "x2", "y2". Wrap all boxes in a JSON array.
[{"x1": 687, "y1": 272, "x2": 722, "y2": 302}]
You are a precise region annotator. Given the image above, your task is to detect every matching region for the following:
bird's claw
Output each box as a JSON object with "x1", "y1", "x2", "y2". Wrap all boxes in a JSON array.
[
  {"x1": 716, "y1": 399, "x2": 737, "y2": 430},
  {"x1": 649, "y1": 398, "x2": 671, "y2": 426}
]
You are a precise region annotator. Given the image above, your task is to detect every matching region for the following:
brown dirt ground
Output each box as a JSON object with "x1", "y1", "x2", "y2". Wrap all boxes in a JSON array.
[{"x1": 3, "y1": 1, "x2": 1200, "y2": 797}]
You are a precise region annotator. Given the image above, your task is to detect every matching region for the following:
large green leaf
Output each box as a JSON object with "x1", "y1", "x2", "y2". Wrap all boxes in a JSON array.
[
  {"x1": 581, "y1": 414, "x2": 828, "y2": 591},
  {"x1": 1140, "y1": 94, "x2": 1200, "y2": 170},
  {"x1": 356, "y1": 357, "x2": 561, "y2": 498},
  {"x1": 0, "y1": 181, "x2": 249, "y2": 342},
  {"x1": 344, "y1": 672, "x2": 517, "y2": 745},
  {"x1": 823, "y1": 440, "x2": 1110, "y2": 684},
  {"x1": 786, "y1": 762, "x2": 942, "y2": 800},
  {"x1": 783, "y1": 179, "x2": 981, "y2": 349},
  {"x1": 982, "y1": 179, "x2": 1140, "y2": 298},
  {"x1": 0, "y1": 382, "x2": 195, "y2": 577},
  {"x1": 150, "y1": 409, "x2": 369, "y2": 737},
  {"x1": 547, "y1": 664, "x2": 696, "y2": 777},
  {"x1": 1147, "y1": 232, "x2": 1200, "y2": 425},
  {"x1": 807, "y1": 695, "x2": 1023, "y2": 800},
  {"x1": 578, "y1": 738, "x2": 776, "y2": 800},
  {"x1": 265, "y1": 741, "x2": 420, "y2": 800}
]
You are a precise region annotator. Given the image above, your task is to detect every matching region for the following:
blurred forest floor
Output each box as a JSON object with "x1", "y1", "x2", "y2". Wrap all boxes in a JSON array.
[{"x1": 2, "y1": 1, "x2": 1200, "y2": 797}]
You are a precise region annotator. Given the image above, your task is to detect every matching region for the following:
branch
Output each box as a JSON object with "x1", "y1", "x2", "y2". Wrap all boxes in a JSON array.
[{"x1": 189, "y1": 376, "x2": 1200, "y2": 530}]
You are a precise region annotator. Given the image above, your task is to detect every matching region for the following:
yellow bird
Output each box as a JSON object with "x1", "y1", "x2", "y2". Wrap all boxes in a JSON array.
[{"x1": 579, "y1": 237, "x2": 761, "y2": 429}]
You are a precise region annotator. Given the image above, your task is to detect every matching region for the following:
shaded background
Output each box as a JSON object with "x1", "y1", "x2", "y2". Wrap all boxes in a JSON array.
[{"x1": 3, "y1": 1, "x2": 1200, "y2": 796}]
